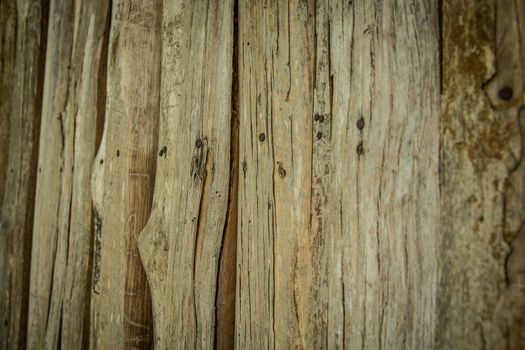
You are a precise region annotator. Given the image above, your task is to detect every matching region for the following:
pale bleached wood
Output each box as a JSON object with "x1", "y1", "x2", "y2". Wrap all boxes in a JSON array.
[
  {"x1": 136, "y1": 1, "x2": 234, "y2": 348},
  {"x1": 0, "y1": 0, "x2": 45, "y2": 348},
  {"x1": 90, "y1": 1, "x2": 161, "y2": 348},
  {"x1": 26, "y1": 0, "x2": 109, "y2": 348},
  {"x1": 236, "y1": 0, "x2": 439, "y2": 348},
  {"x1": 235, "y1": 0, "x2": 315, "y2": 348},
  {"x1": 438, "y1": 0, "x2": 525, "y2": 348},
  {"x1": 317, "y1": 2, "x2": 439, "y2": 348}
]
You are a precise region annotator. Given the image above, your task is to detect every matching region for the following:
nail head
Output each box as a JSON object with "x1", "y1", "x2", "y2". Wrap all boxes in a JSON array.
[
  {"x1": 498, "y1": 86, "x2": 513, "y2": 101},
  {"x1": 357, "y1": 117, "x2": 365, "y2": 129}
]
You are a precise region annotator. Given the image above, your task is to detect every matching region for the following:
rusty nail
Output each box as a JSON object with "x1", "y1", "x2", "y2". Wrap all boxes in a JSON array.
[
  {"x1": 259, "y1": 133, "x2": 266, "y2": 142},
  {"x1": 498, "y1": 86, "x2": 513, "y2": 101},
  {"x1": 357, "y1": 117, "x2": 365, "y2": 129}
]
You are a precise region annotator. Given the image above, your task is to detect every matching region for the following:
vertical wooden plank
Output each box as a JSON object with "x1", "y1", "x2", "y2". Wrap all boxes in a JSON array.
[
  {"x1": 439, "y1": 0, "x2": 525, "y2": 348},
  {"x1": 236, "y1": 0, "x2": 439, "y2": 348},
  {"x1": 236, "y1": 0, "x2": 316, "y2": 348},
  {"x1": 137, "y1": 1, "x2": 234, "y2": 348},
  {"x1": 62, "y1": 5, "x2": 110, "y2": 347},
  {"x1": 0, "y1": 0, "x2": 17, "y2": 347},
  {"x1": 26, "y1": 2, "x2": 75, "y2": 346},
  {"x1": 0, "y1": 0, "x2": 46, "y2": 348},
  {"x1": 90, "y1": 1, "x2": 161, "y2": 348},
  {"x1": 26, "y1": 0, "x2": 109, "y2": 347},
  {"x1": 316, "y1": 2, "x2": 440, "y2": 348},
  {"x1": 0, "y1": 0, "x2": 16, "y2": 204}
]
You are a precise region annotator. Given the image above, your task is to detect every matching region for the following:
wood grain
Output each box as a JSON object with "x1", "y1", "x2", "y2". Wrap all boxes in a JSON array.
[
  {"x1": 316, "y1": 2, "x2": 440, "y2": 348},
  {"x1": 136, "y1": 1, "x2": 234, "y2": 348},
  {"x1": 0, "y1": 0, "x2": 16, "y2": 204},
  {"x1": 236, "y1": 0, "x2": 439, "y2": 348},
  {"x1": 90, "y1": 1, "x2": 161, "y2": 348},
  {"x1": 0, "y1": 4, "x2": 17, "y2": 345},
  {"x1": 235, "y1": 0, "x2": 315, "y2": 348},
  {"x1": 0, "y1": 0, "x2": 46, "y2": 348},
  {"x1": 26, "y1": 1, "x2": 109, "y2": 348},
  {"x1": 0, "y1": 1, "x2": 523, "y2": 348},
  {"x1": 438, "y1": 0, "x2": 525, "y2": 348}
]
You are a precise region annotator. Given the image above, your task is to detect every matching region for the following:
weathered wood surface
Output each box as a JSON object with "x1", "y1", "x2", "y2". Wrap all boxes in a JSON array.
[
  {"x1": 136, "y1": 1, "x2": 234, "y2": 348},
  {"x1": 0, "y1": 1, "x2": 524, "y2": 349},
  {"x1": 0, "y1": 0, "x2": 16, "y2": 204},
  {"x1": 236, "y1": 0, "x2": 439, "y2": 348},
  {"x1": 439, "y1": 0, "x2": 525, "y2": 348},
  {"x1": 0, "y1": 0, "x2": 46, "y2": 348},
  {"x1": 0, "y1": 0, "x2": 18, "y2": 347},
  {"x1": 26, "y1": 0, "x2": 109, "y2": 348},
  {"x1": 235, "y1": 0, "x2": 314, "y2": 348},
  {"x1": 90, "y1": 1, "x2": 161, "y2": 348}
]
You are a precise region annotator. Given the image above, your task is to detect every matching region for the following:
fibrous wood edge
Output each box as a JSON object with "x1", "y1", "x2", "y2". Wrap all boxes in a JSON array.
[
  {"x1": 90, "y1": 1, "x2": 162, "y2": 349},
  {"x1": 236, "y1": 0, "x2": 439, "y2": 348},
  {"x1": 136, "y1": 1, "x2": 234, "y2": 348},
  {"x1": 0, "y1": 0, "x2": 46, "y2": 348},
  {"x1": 26, "y1": 1, "x2": 109, "y2": 348},
  {"x1": 438, "y1": 0, "x2": 525, "y2": 348}
]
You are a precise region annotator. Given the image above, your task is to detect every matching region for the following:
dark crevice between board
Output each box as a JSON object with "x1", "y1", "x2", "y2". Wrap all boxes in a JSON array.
[{"x1": 214, "y1": 1, "x2": 239, "y2": 348}]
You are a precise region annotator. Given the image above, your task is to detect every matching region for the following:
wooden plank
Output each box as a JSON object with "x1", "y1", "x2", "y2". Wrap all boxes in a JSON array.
[
  {"x1": 0, "y1": 0, "x2": 46, "y2": 348},
  {"x1": 0, "y1": 4, "x2": 17, "y2": 346},
  {"x1": 236, "y1": 0, "x2": 439, "y2": 348},
  {"x1": 0, "y1": 0, "x2": 16, "y2": 204},
  {"x1": 136, "y1": 1, "x2": 234, "y2": 348},
  {"x1": 235, "y1": 0, "x2": 316, "y2": 348},
  {"x1": 316, "y1": 2, "x2": 440, "y2": 348},
  {"x1": 438, "y1": 0, "x2": 525, "y2": 348},
  {"x1": 90, "y1": 1, "x2": 161, "y2": 348},
  {"x1": 26, "y1": 0, "x2": 109, "y2": 348}
]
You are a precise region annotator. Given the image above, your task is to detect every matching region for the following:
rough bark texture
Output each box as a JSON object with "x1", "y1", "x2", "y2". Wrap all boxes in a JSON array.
[
  {"x1": 26, "y1": 1, "x2": 109, "y2": 348},
  {"x1": 0, "y1": 0, "x2": 46, "y2": 348},
  {"x1": 0, "y1": 1, "x2": 524, "y2": 349},
  {"x1": 438, "y1": 0, "x2": 525, "y2": 348},
  {"x1": 89, "y1": 1, "x2": 162, "y2": 349}
]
